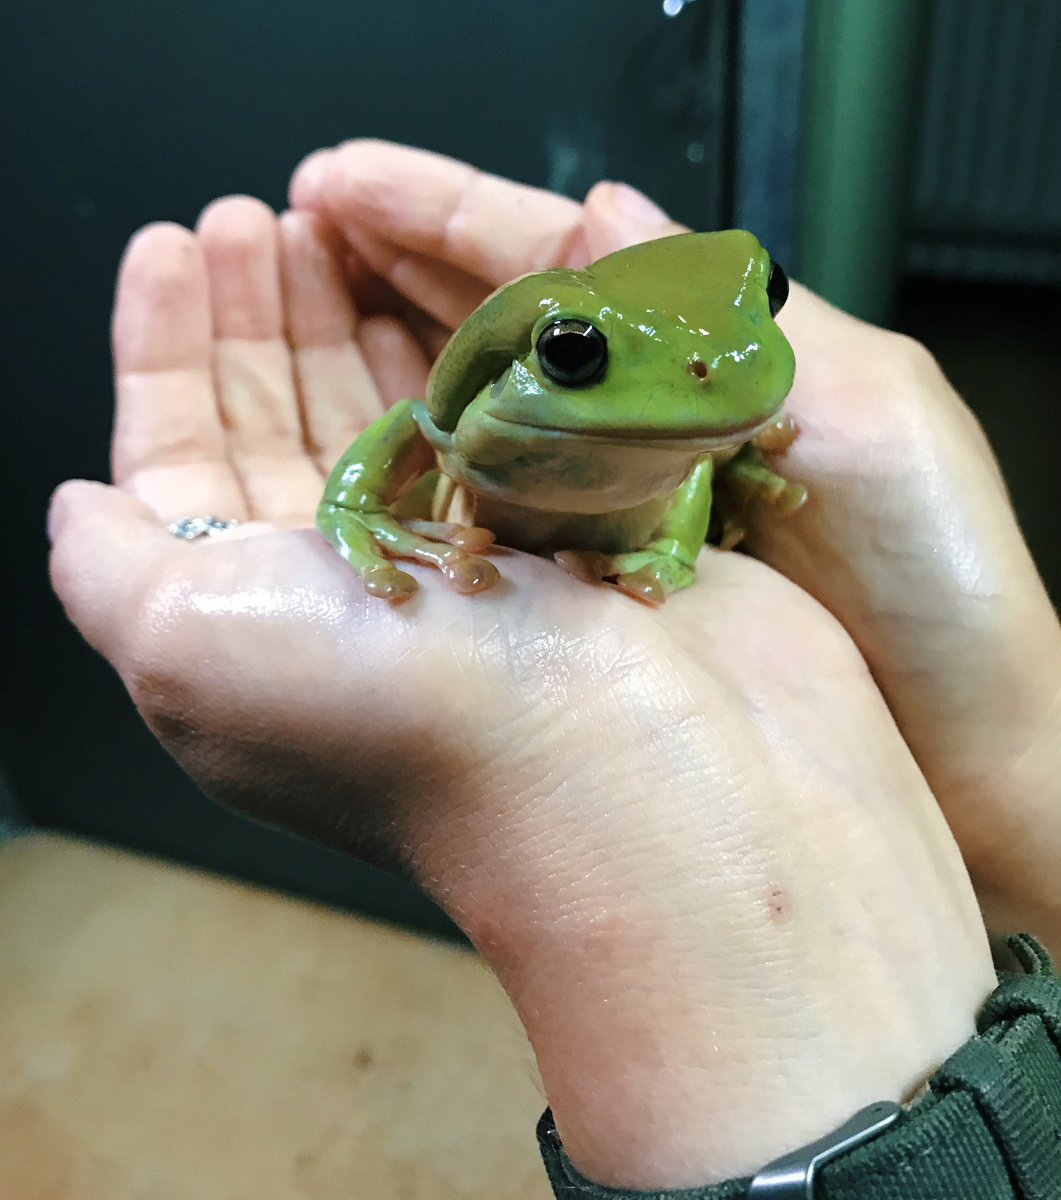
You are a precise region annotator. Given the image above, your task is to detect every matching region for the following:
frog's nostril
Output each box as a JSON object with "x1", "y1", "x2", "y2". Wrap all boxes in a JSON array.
[{"x1": 688, "y1": 359, "x2": 710, "y2": 382}]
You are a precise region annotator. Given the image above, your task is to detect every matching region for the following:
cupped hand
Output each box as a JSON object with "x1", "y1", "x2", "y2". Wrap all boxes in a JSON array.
[
  {"x1": 291, "y1": 141, "x2": 1061, "y2": 951},
  {"x1": 50, "y1": 175, "x2": 1000, "y2": 1189}
]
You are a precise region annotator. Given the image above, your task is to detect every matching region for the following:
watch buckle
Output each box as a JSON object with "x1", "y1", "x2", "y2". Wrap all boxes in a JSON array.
[{"x1": 747, "y1": 1100, "x2": 902, "y2": 1199}]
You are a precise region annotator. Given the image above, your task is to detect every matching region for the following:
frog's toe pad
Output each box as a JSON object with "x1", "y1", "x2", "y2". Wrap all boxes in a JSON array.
[
  {"x1": 614, "y1": 568, "x2": 667, "y2": 607},
  {"x1": 402, "y1": 519, "x2": 496, "y2": 554},
  {"x1": 363, "y1": 564, "x2": 419, "y2": 602},
  {"x1": 754, "y1": 413, "x2": 801, "y2": 454},
  {"x1": 439, "y1": 550, "x2": 501, "y2": 594},
  {"x1": 771, "y1": 481, "x2": 809, "y2": 517},
  {"x1": 448, "y1": 526, "x2": 496, "y2": 553},
  {"x1": 554, "y1": 550, "x2": 610, "y2": 583}
]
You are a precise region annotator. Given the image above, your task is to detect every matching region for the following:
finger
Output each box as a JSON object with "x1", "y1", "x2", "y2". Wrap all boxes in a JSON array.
[
  {"x1": 48, "y1": 481, "x2": 171, "y2": 665},
  {"x1": 277, "y1": 210, "x2": 387, "y2": 470},
  {"x1": 393, "y1": 297, "x2": 453, "y2": 363},
  {"x1": 582, "y1": 182, "x2": 846, "y2": 350},
  {"x1": 278, "y1": 194, "x2": 400, "y2": 318},
  {"x1": 111, "y1": 223, "x2": 249, "y2": 523},
  {"x1": 292, "y1": 139, "x2": 587, "y2": 286},
  {"x1": 581, "y1": 181, "x2": 688, "y2": 259},
  {"x1": 326, "y1": 219, "x2": 492, "y2": 330},
  {"x1": 358, "y1": 315, "x2": 431, "y2": 411},
  {"x1": 197, "y1": 196, "x2": 324, "y2": 523}
]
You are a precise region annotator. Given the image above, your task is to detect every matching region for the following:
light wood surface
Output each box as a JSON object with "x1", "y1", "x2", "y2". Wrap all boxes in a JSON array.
[{"x1": 0, "y1": 833, "x2": 551, "y2": 1199}]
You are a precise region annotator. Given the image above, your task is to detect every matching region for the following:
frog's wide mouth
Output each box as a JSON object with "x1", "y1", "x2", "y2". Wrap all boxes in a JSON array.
[{"x1": 483, "y1": 409, "x2": 781, "y2": 450}]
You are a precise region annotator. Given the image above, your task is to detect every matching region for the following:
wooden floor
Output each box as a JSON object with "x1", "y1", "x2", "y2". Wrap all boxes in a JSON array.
[{"x1": 0, "y1": 834, "x2": 552, "y2": 1200}]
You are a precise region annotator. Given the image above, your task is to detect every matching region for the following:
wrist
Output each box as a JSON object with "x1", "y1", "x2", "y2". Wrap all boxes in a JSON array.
[
  {"x1": 501, "y1": 913, "x2": 990, "y2": 1189},
  {"x1": 952, "y1": 664, "x2": 1061, "y2": 957},
  {"x1": 394, "y1": 626, "x2": 999, "y2": 1189},
  {"x1": 435, "y1": 799, "x2": 995, "y2": 1191},
  {"x1": 538, "y1": 934, "x2": 1061, "y2": 1199}
]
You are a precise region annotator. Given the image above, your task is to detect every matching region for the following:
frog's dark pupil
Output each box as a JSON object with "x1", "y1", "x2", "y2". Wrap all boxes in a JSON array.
[
  {"x1": 536, "y1": 320, "x2": 608, "y2": 387},
  {"x1": 767, "y1": 260, "x2": 789, "y2": 318}
]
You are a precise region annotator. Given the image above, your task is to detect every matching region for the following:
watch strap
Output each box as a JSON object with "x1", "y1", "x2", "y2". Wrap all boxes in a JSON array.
[{"x1": 537, "y1": 934, "x2": 1061, "y2": 1200}]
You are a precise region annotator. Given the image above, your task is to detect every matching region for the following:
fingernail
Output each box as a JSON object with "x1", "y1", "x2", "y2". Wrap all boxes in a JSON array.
[{"x1": 607, "y1": 183, "x2": 671, "y2": 226}]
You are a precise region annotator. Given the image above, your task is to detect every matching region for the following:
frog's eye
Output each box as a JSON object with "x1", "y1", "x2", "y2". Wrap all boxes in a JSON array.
[
  {"x1": 536, "y1": 319, "x2": 608, "y2": 388},
  {"x1": 767, "y1": 261, "x2": 789, "y2": 318}
]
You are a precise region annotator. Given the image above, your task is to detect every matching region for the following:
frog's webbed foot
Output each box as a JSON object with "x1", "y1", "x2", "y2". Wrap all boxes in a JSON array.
[
  {"x1": 554, "y1": 547, "x2": 696, "y2": 607},
  {"x1": 318, "y1": 504, "x2": 500, "y2": 602}
]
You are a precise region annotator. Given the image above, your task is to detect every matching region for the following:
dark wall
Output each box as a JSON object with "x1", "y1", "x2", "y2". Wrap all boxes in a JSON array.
[{"x1": 1, "y1": 0, "x2": 737, "y2": 933}]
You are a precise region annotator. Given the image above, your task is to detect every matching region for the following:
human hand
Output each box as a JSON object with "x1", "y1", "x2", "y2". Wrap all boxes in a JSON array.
[
  {"x1": 291, "y1": 141, "x2": 1061, "y2": 955},
  {"x1": 50, "y1": 167, "x2": 999, "y2": 1190}
]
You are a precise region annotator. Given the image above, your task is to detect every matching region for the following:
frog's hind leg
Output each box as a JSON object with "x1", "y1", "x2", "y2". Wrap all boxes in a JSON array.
[
  {"x1": 555, "y1": 547, "x2": 695, "y2": 607},
  {"x1": 389, "y1": 469, "x2": 441, "y2": 520},
  {"x1": 388, "y1": 471, "x2": 494, "y2": 552}
]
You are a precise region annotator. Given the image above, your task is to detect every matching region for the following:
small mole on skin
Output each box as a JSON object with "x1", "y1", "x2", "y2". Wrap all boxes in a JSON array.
[
  {"x1": 767, "y1": 885, "x2": 790, "y2": 923},
  {"x1": 353, "y1": 1047, "x2": 375, "y2": 1070}
]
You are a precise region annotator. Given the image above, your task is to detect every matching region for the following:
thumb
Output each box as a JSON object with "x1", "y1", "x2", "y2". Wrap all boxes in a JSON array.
[
  {"x1": 48, "y1": 480, "x2": 171, "y2": 666},
  {"x1": 582, "y1": 182, "x2": 689, "y2": 260}
]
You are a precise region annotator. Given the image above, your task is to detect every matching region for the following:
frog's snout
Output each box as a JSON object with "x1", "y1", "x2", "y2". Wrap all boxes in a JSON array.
[{"x1": 687, "y1": 358, "x2": 710, "y2": 383}]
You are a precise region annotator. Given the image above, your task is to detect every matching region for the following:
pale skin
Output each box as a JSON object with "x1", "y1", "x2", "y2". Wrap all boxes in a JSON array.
[{"x1": 48, "y1": 142, "x2": 1060, "y2": 1190}]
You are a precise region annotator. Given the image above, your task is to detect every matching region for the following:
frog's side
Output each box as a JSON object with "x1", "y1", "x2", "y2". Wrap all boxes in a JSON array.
[{"x1": 319, "y1": 230, "x2": 807, "y2": 605}]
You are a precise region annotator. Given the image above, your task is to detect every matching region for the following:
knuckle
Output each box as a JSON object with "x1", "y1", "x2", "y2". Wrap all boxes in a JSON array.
[
  {"x1": 884, "y1": 331, "x2": 945, "y2": 388},
  {"x1": 841, "y1": 328, "x2": 953, "y2": 449},
  {"x1": 862, "y1": 329, "x2": 991, "y2": 451}
]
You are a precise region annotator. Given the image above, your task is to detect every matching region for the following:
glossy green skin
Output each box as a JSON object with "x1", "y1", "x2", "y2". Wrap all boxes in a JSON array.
[{"x1": 319, "y1": 231, "x2": 799, "y2": 603}]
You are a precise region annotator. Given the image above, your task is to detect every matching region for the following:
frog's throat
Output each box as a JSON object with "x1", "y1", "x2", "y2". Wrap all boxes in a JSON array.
[{"x1": 412, "y1": 399, "x2": 784, "y2": 457}]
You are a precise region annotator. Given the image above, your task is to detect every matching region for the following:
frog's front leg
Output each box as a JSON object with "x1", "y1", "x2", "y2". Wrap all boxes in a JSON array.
[
  {"x1": 714, "y1": 442, "x2": 808, "y2": 549},
  {"x1": 318, "y1": 399, "x2": 499, "y2": 602},
  {"x1": 555, "y1": 457, "x2": 715, "y2": 607}
]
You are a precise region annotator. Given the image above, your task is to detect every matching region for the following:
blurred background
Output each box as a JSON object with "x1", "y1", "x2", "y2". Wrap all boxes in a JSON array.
[{"x1": 1, "y1": 0, "x2": 1058, "y2": 1195}]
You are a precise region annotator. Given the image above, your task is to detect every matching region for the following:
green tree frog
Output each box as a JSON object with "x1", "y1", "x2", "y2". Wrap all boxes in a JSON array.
[{"x1": 318, "y1": 231, "x2": 806, "y2": 605}]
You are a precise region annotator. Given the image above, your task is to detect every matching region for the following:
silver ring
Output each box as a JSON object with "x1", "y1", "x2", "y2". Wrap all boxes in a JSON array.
[{"x1": 167, "y1": 516, "x2": 241, "y2": 540}]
